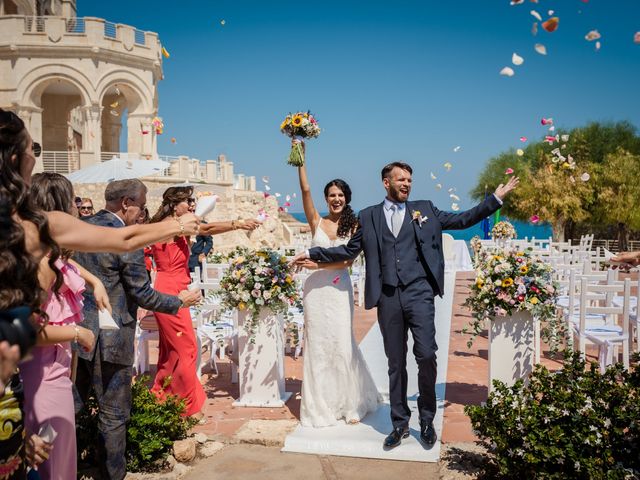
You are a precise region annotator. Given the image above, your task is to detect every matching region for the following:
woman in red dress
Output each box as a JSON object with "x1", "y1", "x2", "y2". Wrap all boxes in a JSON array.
[{"x1": 149, "y1": 187, "x2": 206, "y2": 418}]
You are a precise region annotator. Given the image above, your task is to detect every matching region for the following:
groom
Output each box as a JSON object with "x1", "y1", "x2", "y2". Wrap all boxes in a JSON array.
[{"x1": 292, "y1": 162, "x2": 518, "y2": 449}]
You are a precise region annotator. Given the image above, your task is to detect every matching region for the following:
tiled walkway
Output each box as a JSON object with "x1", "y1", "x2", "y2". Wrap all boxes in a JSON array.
[{"x1": 144, "y1": 271, "x2": 568, "y2": 443}]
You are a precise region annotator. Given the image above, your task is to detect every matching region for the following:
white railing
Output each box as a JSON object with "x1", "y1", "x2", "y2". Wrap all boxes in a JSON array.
[
  {"x1": 41, "y1": 151, "x2": 79, "y2": 174},
  {"x1": 104, "y1": 21, "x2": 117, "y2": 39},
  {"x1": 100, "y1": 152, "x2": 120, "y2": 162},
  {"x1": 20, "y1": 16, "x2": 146, "y2": 44}
]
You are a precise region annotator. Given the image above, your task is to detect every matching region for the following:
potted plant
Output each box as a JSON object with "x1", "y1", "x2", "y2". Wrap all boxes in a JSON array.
[{"x1": 463, "y1": 247, "x2": 560, "y2": 389}]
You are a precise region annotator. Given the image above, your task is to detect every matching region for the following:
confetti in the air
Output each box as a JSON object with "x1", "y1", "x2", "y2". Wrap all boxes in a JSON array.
[
  {"x1": 292, "y1": 193, "x2": 297, "y2": 198},
  {"x1": 505, "y1": 168, "x2": 514, "y2": 175},
  {"x1": 262, "y1": 176, "x2": 269, "y2": 183},
  {"x1": 520, "y1": 136, "x2": 527, "y2": 142},
  {"x1": 220, "y1": 19, "x2": 226, "y2": 26},
  {"x1": 595, "y1": 41, "x2": 601, "y2": 51},
  {"x1": 332, "y1": 276, "x2": 341, "y2": 285},
  {"x1": 548, "y1": 125, "x2": 556, "y2": 132},
  {"x1": 561, "y1": 134, "x2": 570, "y2": 142},
  {"x1": 453, "y1": 146, "x2": 461, "y2": 152},
  {"x1": 635, "y1": 32, "x2": 640, "y2": 44},
  {"x1": 436, "y1": 183, "x2": 442, "y2": 190},
  {"x1": 547, "y1": 10, "x2": 554, "y2": 16},
  {"x1": 534, "y1": 43, "x2": 547, "y2": 55},
  {"x1": 110, "y1": 110, "x2": 119, "y2": 116},
  {"x1": 510, "y1": 0, "x2": 524, "y2": 4},
  {"x1": 585, "y1": 30, "x2": 601, "y2": 41},
  {"x1": 530, "y1": 215, "x2": 540, "y2": 224},
  {"x1": 265, "y1": 185, "x2": 271, "y2": 191},
  {"x1": 161, "y1": 46, "x2": 170, "y2": 58},
  {"x1": 451, "y1": 203, "x2": 460, "y2": 211},
  {"x1": 285, "y1": 195, "x2": 291, "y2": 202},
  {"x1": 444, "y1": 162, "x2": 453, "y2": 171},
  {"x1": 110, "y1": 101, "x2": 119, "y2": 109},
  {"x1": 450, "y1": 194, "x2": 460, "y2": 201},
  {"x1": 530, "y1": 10, "x2": 542, "y2": 21},
  {"x1": 430, "y1": 172, "x2": 437, "y2": 180},
  {"x1": 542, "y1": 17, "x2": 559, "y2": 33},
  {"x1": 517, "y1": 149, "x2": 524, "y2": 156},
  {"x1": 512, "y1": 53, "x2": 524, "y2": 66},
  {"x1": 170, "y1": 137, "x2": 176, "y2": 144},
  {"x1": 532, "y1": 23, "x2": 538, "y2": 36},
  {"x1": 580, "y1": 172, "x2": 590, "y2": 182},
  {"x1": 500, "y1": 66, "x2": 515, "y2": 77},
  {"x1": 448, "y1": 187, "x2": 456, "y2": 193},
  {"x1": 275, "y1": 192, "x2": 281, "y2": 197},
  {"x1": 541, "y1": 117, "x2": 554, "y2": 125}
]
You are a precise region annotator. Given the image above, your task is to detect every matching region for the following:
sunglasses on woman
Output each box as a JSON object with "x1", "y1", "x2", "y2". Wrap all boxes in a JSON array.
[{"x1": 32, "y1": 142, "x2": 41, "y2": 157}]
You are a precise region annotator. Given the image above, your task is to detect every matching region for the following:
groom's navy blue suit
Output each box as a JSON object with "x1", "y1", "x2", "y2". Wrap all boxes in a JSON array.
[{"x1": 309, "y1": 196, "x2": 500, "y2": 428}]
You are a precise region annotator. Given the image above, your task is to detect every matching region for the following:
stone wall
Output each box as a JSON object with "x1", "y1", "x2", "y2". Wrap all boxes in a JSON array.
[{"x1": 71, "y1": 180, "x2": 302, "y2": 252}]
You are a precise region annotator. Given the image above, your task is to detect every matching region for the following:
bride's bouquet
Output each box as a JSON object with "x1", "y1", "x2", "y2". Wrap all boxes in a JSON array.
[{"x1": 280, "y1": 111, "x2": 321, "y2": 166}]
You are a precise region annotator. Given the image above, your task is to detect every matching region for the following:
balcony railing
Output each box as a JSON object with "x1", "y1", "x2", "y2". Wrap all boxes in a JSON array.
[
  {"x1": 20, "y1": 16, "x2": 147, "y2": 45},
  {"x1": 42, "y1": 151, "x2": 79, "y2": 174}
]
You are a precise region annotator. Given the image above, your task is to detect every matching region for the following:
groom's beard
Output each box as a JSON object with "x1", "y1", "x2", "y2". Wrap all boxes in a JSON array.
[{"x1": 387, "y1": 187, "x2": 409, "y2": 203}]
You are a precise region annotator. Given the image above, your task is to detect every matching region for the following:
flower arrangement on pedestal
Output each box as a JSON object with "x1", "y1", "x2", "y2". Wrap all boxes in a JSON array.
[
  {"x1": 463, "y1": 247, "x2": 561, "y2": 349},
  {"x1": 217, "y1": 247, "x2": 302, "y2": 339},
  {"x1": 491, "y1": 220, "x2": 517, "y2": 240},
  {"x1": 280, "y1": 111, "x2": 321, "y2": 166}
]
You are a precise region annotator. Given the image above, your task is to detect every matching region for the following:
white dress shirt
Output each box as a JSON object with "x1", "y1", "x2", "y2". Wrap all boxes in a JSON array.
[{"x1": 383, "y1": 198, "x2": 406, "y2": 233}]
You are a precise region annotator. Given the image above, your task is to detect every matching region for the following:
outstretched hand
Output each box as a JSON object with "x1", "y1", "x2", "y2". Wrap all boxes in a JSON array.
[
  {"x1": 494, "y1": 176, "x2": 519, "y2": 201},
  {"x1": 288, "y1": 251, "x2": 307, "y2": 267}
]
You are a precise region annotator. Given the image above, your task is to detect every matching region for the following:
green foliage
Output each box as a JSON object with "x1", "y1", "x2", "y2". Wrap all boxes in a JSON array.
[
  {"x1": 465, "y1": 352, "x2": 640, "y2": 479},
  {"x1": 126, "y1": 376, "x2": 196, "y2": 472},
  {"x1": 471, "y1": 121, "x2": 640, "y2": 241}
]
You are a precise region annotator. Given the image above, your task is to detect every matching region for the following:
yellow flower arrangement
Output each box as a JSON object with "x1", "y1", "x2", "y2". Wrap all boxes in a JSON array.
[
  {"x1": 279, "y1": 110, "x2": 321, "y2": 167},
  {"x1": 519, "y1": 265, "x2": 529, "y2": 274},
  {"x1": 291, "y1": 114, "x2": 303, "y2": 127},
  {"x1": 502, "y1": 278, "x2": 514, "y2": 287},
  {"x1": 530, "y1": 297, "x2": 539, "y2": 305}
]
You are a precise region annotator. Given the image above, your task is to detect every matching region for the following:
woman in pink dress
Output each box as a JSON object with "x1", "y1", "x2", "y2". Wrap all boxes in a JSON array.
[{"x1": 20, "y1": 173, "x2": 109, "y2": 480}]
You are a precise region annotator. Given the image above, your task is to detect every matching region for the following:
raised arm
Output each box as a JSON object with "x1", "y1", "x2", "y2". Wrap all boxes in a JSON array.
[
  {"x1": 46, "y1": 211, "x2": 199, "y2": 253},
  {"x1": 297, "y1": 150, "x2": 320, "y2": 231},
  {"x1": 198, "y1": 218, "x2": 260, "y2": 235}
]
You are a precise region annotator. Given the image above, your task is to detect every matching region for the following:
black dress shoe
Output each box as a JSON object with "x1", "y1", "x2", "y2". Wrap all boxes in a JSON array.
[
  {"x1": 383, "y1": 426, "x2": 410, "y2": 449},
  {"x1": 420, "y1": 422, "x2": 437, "y2": 447}
]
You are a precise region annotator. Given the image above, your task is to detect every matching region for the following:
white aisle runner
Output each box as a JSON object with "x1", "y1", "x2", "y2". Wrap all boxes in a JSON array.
[{"x1": 282, "y1": 272, "x2": 456, "y2": 462}]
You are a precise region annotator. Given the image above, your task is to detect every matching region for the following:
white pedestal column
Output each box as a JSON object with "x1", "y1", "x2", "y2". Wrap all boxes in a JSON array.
[
  {"x1": 232, "y1": 309, "x2": 292, "y2": 407},
  {"x1": 488, "y1": 311, "x2": 534, "y2": 391}
]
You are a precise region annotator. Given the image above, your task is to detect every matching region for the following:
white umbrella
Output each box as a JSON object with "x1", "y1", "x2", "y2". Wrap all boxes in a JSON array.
[{"x1": 66, "y1": 158, "x2": 170, "y2": 184}]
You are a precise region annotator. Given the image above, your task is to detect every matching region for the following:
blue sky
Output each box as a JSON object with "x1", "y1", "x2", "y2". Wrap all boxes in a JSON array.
[{"x1": 81, "y1": 0, "x2": 640, "y2": 212}]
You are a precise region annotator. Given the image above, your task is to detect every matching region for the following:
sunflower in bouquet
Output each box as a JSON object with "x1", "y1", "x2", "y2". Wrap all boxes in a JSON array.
[{"x1": 280, "y1": 111, "x2": 321, "y2": 166}]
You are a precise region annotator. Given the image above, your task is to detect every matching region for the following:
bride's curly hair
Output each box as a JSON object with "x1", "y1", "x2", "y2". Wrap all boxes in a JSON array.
[
  {"x1": 149, "y1": 186, "x2": 194, "y2": 223},
  {"x1": 324, "y1": 179, "x2": 357, "y2": 238}
]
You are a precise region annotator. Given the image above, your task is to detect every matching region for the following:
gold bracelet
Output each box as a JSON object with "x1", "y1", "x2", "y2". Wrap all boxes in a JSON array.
[
  {"x1": 231, "y1": 220, "x2": 236, "y2": 230},
  {"x1": 175, "y1": 217, "x2": 185, "y2": 235},
  {"x1": 73, "y1": 325, "x2": 80, "y2": 344}
]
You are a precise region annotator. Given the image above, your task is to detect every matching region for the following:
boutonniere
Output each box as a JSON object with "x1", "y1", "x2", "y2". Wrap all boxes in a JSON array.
[{"x1": 412, "y1": 210, "x2": 428, "y2": 228}]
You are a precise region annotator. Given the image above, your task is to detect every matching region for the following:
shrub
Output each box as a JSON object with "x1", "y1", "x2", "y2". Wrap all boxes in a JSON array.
[
  {"x1": 465, "y1": 352, "x2": 640, "y2": 479},
  {"x1": 126, "y1": 375, "x2": 196, "y2": 472}
]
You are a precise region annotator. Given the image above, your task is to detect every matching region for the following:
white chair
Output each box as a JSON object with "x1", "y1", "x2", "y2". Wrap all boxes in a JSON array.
[
  {"x1": 442, "y1": 233, "x2": 457, "y2": 272},
  {"x1": 133, "y1": 311, "x2": 159, "y2": 375},
  {"x1": 573, "y1": 277, "x2": 631, "y2": 372}
]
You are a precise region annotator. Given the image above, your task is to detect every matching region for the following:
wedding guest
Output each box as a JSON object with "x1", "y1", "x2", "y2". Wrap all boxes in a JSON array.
[
  {"x1": 0, "y1": 191, "x2": 45, "y2": 479},
  {"x1": 73, "y1": 179, "x2": 201, "y2": 480},
  {"x1": 0, "y1": 107, "x2": 200, "y2": 479},
  {"x1": 78, "y1": 197, "x2": 94, "y2": 217},
  {"x1": 188, "y1": 220, "x2": 213, "y2": 274},
  {"x1": 21, "y1": 173, "x2": 111, "y2": 480},
  {"x1": 149, "y1": 187, "x2": 259, "y2": 421}
]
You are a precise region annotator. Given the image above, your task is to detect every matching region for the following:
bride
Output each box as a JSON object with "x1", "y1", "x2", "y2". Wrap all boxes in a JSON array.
[{"x1": 295, "y1": 141, "x2": 380, "y2": 427}]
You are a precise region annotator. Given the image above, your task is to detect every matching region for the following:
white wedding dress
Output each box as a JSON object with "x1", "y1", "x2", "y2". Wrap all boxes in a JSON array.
[{"x1": 300, "y1": 220, "x2": 381, "y2": 427}]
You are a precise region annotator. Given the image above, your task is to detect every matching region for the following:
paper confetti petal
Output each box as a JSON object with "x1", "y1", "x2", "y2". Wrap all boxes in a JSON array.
[
  {"x1": 534, "y1": 43, "x2": 547, "y2": 55},
  {"x1": 292, "y1": 193, "x2": 297, "y2": 198},
  {"x1": 220, "y1": 19, "x2": 226, "y2": 26},
  {"x1": 161, "y1": 46, "x2": 170, "y2": 58},
  {"x1": 265, "y1": 185, "x2": 271, "y2": 191},
  {"x1": 109, "y1": 101, "x2": 119, "y2": 109},
  {"x1": 275, "y1": 192, "x2": 281, "y2": 197},
  {"x1": 500, "y1": 66, "x2": 515, "y2": 77},
  {"x1": 635, "y1": 32, "x2": 640, "y2": 44},
  {"x1": 520, "y1": 136, "x2": 527, "y2": 142},
  {"x1": 512, "y1": 53, "x2": 524, "y2": 66},
  {"x1": 262, "y1": 176, "x2": 269, "y2": 183},
  {"x1": 453, "y1": 146, "x2": 461, "y2": 152},
  {"x1": 532, "y1": 22, "x2": 538, "y2": 36},
  {"x1": 505, "y1": 168, "x2": 514, "y2": 175},
  {"x1": 517, "y1": 149, "x2": 524, "y2": 156},
  {"x1": 436, "y1": 183, "x2": 442, "y2": 190},
  {"x1": 595, "y1": 41, "x2": 601, "y2": 51},
  {"x1": 580, "y1": 172, "x2": 590, "y2": 182},
  {"x1": 510, "y1": 0, "x2": 524, "y2": 4},
  {"x1": 530, "y1": 10, "x2": 542, "y2": 21},
  {"x1": 285, "y1": 195, "x2": 291, "y2": 202},
  {"x1": 170, "y1": 137, "x2": 176, "y2": 144},
  {"x1": 541, "y1": 117, "x2": 553, "y2": 125},
  {"x1": 530, "y1": 215, "x2": 540, "y2": 224},
  {"x1": 451, "y1": 203, "x2": 460, "y2": 211},
  {"x1": 332, "y1": 276, "x2": 340, "y2": 285},
  {"x1": 430, "y1": 172, "x2": 437, "y2": 180},
  {"x1": 450, "y1": 194, "x2": 460, "y2": 201},
  {"x1": 443, "y1": 162, "x2": 453, "y2": 171},
  {"x1": 585, "y1": 30, "x2": 601, "y2": 41},
  {"x1": 542, "y1": 17, "x2": 559, "y2": 33}
]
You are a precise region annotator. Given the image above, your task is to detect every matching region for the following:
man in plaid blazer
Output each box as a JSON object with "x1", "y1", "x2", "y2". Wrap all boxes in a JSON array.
[{"x1": 73, "y1": 179, "x2": 200, "y2": 480}]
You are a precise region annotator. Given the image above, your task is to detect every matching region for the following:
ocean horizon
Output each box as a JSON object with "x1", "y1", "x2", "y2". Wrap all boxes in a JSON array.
[{"x1": 289, "y1": 212, "x2": 553, "y2": 243}]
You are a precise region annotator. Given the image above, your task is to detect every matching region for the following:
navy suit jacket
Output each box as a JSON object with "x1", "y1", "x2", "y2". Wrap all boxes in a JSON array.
[
  {"x1": 74, "y1": 210, "x2": 181, "y2": 365},
  {"x1": 309, "y1": 196, "x2": 501, "y2": 309},
  {"x1": 188, "y1": 235, "x2": 213, "y2": 272}
]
